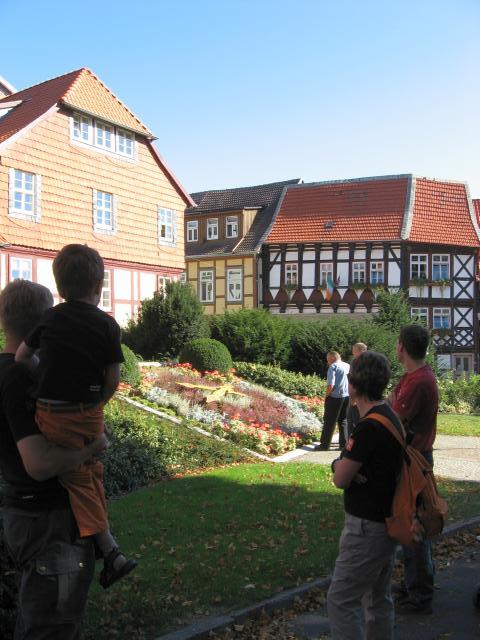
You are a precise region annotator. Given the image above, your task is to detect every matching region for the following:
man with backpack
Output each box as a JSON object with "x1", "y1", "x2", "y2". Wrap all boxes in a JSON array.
[{"x1": 389, "y1": 324, "x2": 439, "y2": 615}]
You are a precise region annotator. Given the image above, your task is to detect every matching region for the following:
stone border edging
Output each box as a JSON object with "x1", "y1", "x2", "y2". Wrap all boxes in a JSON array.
[{"x1": 155, "y1": 516, "x2": 480, "y2": 640}]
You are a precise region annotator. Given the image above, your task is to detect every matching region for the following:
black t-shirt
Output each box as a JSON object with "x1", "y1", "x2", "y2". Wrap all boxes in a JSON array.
[
  {"x1": 26, "y1": 300, "x2": 124, "y2": 403},
  {"x1": 0, "y1": 353, "x2": 69, "y2": 510},
  {"x1": 342, "y1": 403, "x2": 403, "y2": 522}
]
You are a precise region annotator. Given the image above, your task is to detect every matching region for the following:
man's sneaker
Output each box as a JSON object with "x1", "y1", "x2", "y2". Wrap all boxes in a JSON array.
[
  {"x1": 314, "y1": 444, "x2": 329, "y2": 451},
  {"x1": 395, "y1": 598, "x2": 432, "y2": 615}
]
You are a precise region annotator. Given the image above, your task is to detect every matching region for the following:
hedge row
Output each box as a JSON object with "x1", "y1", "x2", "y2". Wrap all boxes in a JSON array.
[{"x1": 234, "y1": 361, "x2": 327, "y2": 398}]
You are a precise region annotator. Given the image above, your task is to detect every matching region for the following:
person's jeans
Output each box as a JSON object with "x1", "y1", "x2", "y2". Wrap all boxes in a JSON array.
[
  {"x1": 402, "y1": 449, "x2": 435, "y2": 604},
  {"x1": 2, "y1": 506, "x2": 95, "y2": 640},
  {"x1": 320, "y1": 395, "x2": 349, "y2": 449},
  {"x1": 327, "y1": 513, "x2": 397, "y2": 640}
]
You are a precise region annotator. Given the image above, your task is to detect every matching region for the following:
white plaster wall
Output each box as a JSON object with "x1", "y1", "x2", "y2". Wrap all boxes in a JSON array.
[
  {"x1": 454, "y1": 308, "x2": 473, "y2": 327},
  {"x1": 270, "y1": 264, "x2": 281, "y2": 288},
  {"x1": 303, "y1": 251, "x2": 315, "y2": 261},
  {"x1": 133, "y1": 271, "x2": 139, "y2": 300},
  {"x1": 389, "y1": 262, "x2": 401, "y2": 286},
  {"x1": 337, "y1": 250, "x2": 349, "y2": 260},
  {"x1": 286, "y1": 251, "x2": 298, "y2": 261},
  {"x1": 303, "y1": 263, "x2": 315, "y2": 287},
  {"x1": 114, "y1": 269, "x2": 131, "y2": 300},
  {"x1": 140, "y1": 272, "x2": 156, "y2": 300},
  {"x1": 320, "y1": 250, "x2": 333, "y2": 260},
  {"x1": 371, "y1": 249, "x2": 383, "y2": 259},
  {"x1": 37, "y1": 258, "x2": 57, "y2": 294},
  {"x1": 354, "y1": 249, "x2": 366, "y2": 259},
  {"x1": 114, "y1": 303, "x2": 132, "y2": 326},
  {"x1": 454, "y1": 281, "x2": 474, "y2": 299}
]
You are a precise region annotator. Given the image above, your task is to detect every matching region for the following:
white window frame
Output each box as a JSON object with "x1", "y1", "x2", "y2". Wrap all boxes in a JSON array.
[
  {"x1": 285, "y1": 263, "x2": 298, "y2": 287},
  {"x1": 116, "y1": 128, "x2": 134, "y2": 157},
  {"x1": 10, "y1": 257, "x2": 32, "y2": 281},
  {"x1": 227, "y1": 268, "x2": 243, "y2": 302},
  {"x1": 410, "y1": 254, "x2": 428, "y2": 280},
  {"x1": 207, "y1": 218, "x2": 218, "y2": 240},
  {"x1": 432, "y1": 254, "x2": 450, "y2": 281},
  {"x1": 158, "y1": 208, "x2": 176, "y2": 245},
  {"x1": 433, "y1": 307, "x2": 451, "y2": 329},
  {"x1": 370, "y1": 261, "x2": 384, "y2": 285},
  {"x1": 199, "y1": 269, "x2": 214, "y2": 303},
  {"x1": 179, "y1": 272, "x2": 187, "y2": 284},
  {"x1": 320, "y1": 262, "x2": 333, "y2": 287},
  {"x1": 352, "y1": 261, "x2": 366, "y2": 284},
  {"x1": 8, "y1": 169, "x2": 41, "y2": 222},
  {"x1": 158, "y1": 275, "x2": 172, "y2": 294},
  {"x1": 411, "y1": 307, "x2": 428, "y2": 326},
  {"x1": 226, "y1": 215, "x2": 238, "y2": 238},
  {"x1": 72, "y1": 113, "x2": 92, "y2": 143},
  {"x1": 94, "y1": 121, "x2": 114, "y2": 150},
  {"x1": 187, "y1": 220, "x2": 199, "y2": 242},
  {"x1": 93, "y1": 189, "x2": 116, "y2": 232},
  {"x1": 99, "y1": 270, "x2": 112, "y2": 311}
]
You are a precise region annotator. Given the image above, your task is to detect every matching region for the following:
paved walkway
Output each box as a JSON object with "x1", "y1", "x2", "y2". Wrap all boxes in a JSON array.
[
  {"x1": 290, "y1": 542, "x2": 480, "y2": 639},
  {"x1": 294, "y1": 434, "x2": 480, "y2": 482}
]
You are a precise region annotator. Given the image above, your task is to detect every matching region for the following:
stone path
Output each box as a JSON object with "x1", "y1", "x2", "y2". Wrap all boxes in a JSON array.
[{"x1": 294, "y1": 434, "x2": 480, "y2": 482}]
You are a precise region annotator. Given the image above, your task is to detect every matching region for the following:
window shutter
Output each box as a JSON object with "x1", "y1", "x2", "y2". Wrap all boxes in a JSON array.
[
  {"x1": 8, "y1": 168, "x2": 15, "y2": 215},
  {"x1": 112, "y1": 195, "x2": 118, "y2": 232},
  {"x1": 34, "y1": 174, "x2": 41, "y2": 222},
  {"x1": 92, "y1": 189, "x2": 98, "y2": 230}
]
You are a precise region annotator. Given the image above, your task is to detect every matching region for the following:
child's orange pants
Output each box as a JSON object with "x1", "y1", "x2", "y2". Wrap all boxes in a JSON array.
[{"x1": 35, "y1": 402, "x2": 107, "y2": 538}]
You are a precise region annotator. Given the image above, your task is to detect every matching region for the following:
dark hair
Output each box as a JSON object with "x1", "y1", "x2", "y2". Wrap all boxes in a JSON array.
[
  {"x1": 53, "y1": 244, "x2": 104, "y2": 300},
  {"x1": 399, "y1": 324, "x2": 430, "y2": 360},
  {"x1": 348, "y1": 351, "x2": 391, "y2": 401},
  {"x1": 0, "y1": 280, "x2": 53, "y2": 339}
]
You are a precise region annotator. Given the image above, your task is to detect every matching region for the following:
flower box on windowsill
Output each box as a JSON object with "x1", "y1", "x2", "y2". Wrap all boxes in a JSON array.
[{"x1": 432, "y1": 327, "x2": 451, "y2": 338}]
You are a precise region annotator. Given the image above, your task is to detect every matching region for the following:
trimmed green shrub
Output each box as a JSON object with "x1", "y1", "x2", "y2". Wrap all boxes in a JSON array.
[
  {"x1": 120, "y1": 344, "x2": 141, "y2": 388},
  {"x1": 0, "y1": 329, "x2": 5, "y2": 352},
  {"x1": 234, "y1": 361, "x2": 327, "y2": 398},
  {"x1": 372, "y1": 288, "x2": 412, "y2": 332},
  {"x1": 179, "y1": 338, "x2": 233, "y2": 374},
  {"x1": 210, "y1": 309, "x2": 293, "y2": 367},
  {"x1": 103, "y1": 401, "x2": 173, "y2": 497},
  {"x1": 122, "y1": 282, "x2": 209, "y2": 360},
  {"x1": 437, "y1": 373, "x2": 480, "y2": 413}
]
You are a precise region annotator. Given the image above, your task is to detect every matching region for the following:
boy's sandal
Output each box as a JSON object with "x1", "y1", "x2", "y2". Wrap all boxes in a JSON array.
[{"x1": 99, "y1": 547, "x2": 138, "y2": 589}]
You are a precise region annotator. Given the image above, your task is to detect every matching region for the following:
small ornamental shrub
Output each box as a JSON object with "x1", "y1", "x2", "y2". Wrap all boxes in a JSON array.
[
  {"x1": 210, "y1": 309, "x2": 293, "y2": 367},
  {"x1": 234, "y1": 361, "x2": 327, "y2": 398},
  {"x1": 122, "y1": 282, "x2": 209, "y2": 359},
  {"x1": 120, "y1": 344, "x2": 141, "y2": 388},
  {"x1": 179, "y1": 338, "x2": 233, "y2": 374},
  {"x1": 437, "y1": 373, "x2": 480, "y2": 413},
  {"x1": 0, "y1": 329, "x2": 5, "y2": 352}
]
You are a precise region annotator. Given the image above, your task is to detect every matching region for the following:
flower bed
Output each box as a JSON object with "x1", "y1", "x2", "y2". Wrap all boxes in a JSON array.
[{"x1": 129, "y1": 363, "x2": 323, "y2": 456}]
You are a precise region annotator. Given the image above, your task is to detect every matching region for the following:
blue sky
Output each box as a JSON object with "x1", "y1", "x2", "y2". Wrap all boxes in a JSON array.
[{"x1": 1, "y1": 0, "x2": 479, "y2": 196}]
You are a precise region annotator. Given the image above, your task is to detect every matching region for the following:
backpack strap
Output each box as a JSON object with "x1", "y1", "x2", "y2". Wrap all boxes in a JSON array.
[{"x1": 367, "y1": 412, "x2": 407, "y2": 448}]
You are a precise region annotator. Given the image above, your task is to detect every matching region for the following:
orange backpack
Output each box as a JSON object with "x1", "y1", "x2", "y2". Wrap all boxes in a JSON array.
[{"x1": 369, "y1": 412, "x2": 448, "y2": 547}]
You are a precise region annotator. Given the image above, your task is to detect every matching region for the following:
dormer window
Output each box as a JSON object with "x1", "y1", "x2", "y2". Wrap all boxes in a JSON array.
[
  {"x1": 95, "y1": 122, "x2": 114, "y2": 150},
  {"x1": 70, "y1": 112, "x2": 136, "y2": 160},
  {"x1": 207, "y1": 218, "x2": 218, "y2": 240},
  {"x1": 73, "y1": 114, "x2": 92, "y2": 143},
  {"x1": 226, "y1": 215, "x2": 238, "y2": 238}
]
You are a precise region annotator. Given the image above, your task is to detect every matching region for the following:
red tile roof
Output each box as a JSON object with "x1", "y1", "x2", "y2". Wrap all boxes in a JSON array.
[
  {"x1": 410, "y1": 179, "x2": 480, "y2": 247},
  {"x1": 0, "y1": 68, "x2": 152, "y2": 145},
  {"x1": 266, "y1": 175, "x2": 480, "y2": 248},
  {"x1": 266, "y1": 176, "x2": 409, "y2": 243}
]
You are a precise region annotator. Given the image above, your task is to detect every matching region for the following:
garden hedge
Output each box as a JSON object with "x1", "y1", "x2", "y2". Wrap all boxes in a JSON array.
[{"x1": 179, "y1": 337, "x2": 233, "y2": 374}]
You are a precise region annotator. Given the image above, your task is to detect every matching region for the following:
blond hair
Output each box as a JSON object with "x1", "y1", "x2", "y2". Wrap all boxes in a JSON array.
[
  {"x1": 0, "y1": 280, "x2": 53, "y2": 340},
  {"x1": 352, "y1": 342, "x2": 367, "y2": 353},
  {"x1": 327, "y1": 351, "x2": 341, "y2": 360}
]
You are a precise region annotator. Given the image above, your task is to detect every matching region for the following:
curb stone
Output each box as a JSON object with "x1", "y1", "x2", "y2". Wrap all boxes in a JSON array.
[{"x1": 155, "y1": 516, "x2": 480, "y2": 640}]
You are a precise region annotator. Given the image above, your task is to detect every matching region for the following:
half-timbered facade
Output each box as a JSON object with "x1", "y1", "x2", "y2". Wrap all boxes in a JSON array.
[
  {"x1": 263, "y1": 175, "x2": 480, "y2": 374},
  {"x1": 0, "y1": 68, "x2": 193, "y2": 325},
  {"x1": 186, "y1": 180, "x2": 300, "y2": 315}
]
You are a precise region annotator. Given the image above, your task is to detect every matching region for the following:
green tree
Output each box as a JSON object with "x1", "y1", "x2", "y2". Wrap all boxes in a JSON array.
[
  {"x1": 122, "y1": 282, "x2": 209, "y2": 359},
  {"x1": 210, "y1": 309, "x2": 292, "y2": 366},
  {"x1": 372, "y1": 288, "x2": 411, "y2": 332}
]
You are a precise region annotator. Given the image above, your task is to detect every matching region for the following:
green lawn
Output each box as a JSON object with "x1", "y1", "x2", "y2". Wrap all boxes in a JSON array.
[
  {"x1": 83, "y1": 462, "x2": 480, "y2": 639},
  {"x1": 437, "y1": 413, "x2": 480, "y2": 436}
]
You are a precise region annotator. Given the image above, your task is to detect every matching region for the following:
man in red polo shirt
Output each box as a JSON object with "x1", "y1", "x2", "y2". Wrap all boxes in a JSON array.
[{"x1": 389, "y1": 324, "x2": 438, "y2": 614}]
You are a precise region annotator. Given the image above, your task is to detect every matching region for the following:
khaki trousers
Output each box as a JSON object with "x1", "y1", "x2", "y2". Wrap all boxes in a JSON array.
[{"x1": 327, "y1": 513, "x2": 397, "y2": 640}]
